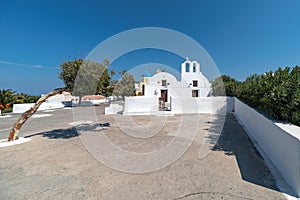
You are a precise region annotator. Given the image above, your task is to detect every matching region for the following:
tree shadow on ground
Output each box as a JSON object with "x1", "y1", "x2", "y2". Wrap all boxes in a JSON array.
[
  {"x1": 25, "y1": 123, "x2": 110, "y2": 139},
  {"x1": 206, "y1": 113, "x2": 284, "y2": 194}
]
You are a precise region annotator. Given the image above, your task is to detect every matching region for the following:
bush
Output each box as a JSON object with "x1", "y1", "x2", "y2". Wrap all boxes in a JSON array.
[
  {"x1": 0, "y1": 89, "x2": 40, "y2": 114},
  {"x1": 214, "y1": 66, "x2": 300, "y2": 126}
]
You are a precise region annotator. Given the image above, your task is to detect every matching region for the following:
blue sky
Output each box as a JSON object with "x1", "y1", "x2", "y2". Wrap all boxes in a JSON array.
[{"x1": 0, "y1": 0, "x2": 300, "y2": 95}]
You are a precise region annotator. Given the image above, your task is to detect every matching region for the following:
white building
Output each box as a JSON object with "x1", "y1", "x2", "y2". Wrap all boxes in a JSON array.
[
  {"x1": 142, "y1": 57, "x2": 211, "y2": 102},
  {"x1": 121, "y1": 58, "x2": 228, "y2": 116}
]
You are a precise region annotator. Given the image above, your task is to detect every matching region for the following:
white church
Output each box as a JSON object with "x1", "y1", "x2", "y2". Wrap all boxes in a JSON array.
[
  {"x1": 121, "y1": 58, "x2": 228, "y2": 115},
  {"x1": 138, "y1": 57, "x2": 211, "y2": 99}
]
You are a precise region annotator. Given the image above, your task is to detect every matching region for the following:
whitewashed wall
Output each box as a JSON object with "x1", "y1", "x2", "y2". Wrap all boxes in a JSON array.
[
  {"x1": 234, "y1": 98, "x2": 300, "y2": 197},
  {"x1": 123, "y1": 96, "x2": 234, "y2": 115},
  {"x1": 123, "y1": 97, "x2": 158, "y2": 115},
  {"x1": 144, "y1": 70, "x2": 211, "y2": 99},
  {"x1": 13, "y1": 94, "x2": 66, "y2": 113},
  {"x1": 13, "y1": 102, "x2": 65, "y2": 113},
  {"x1": 105, "y1": 103, "x2": 123, "y2": 115},
  {"x1": 173, "y1": 97, "x2": 234, "y2": 114}
]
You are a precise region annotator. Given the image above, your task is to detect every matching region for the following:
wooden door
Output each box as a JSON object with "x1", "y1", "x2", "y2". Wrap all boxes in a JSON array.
[{"x1": 161, "y1": 90, "x2": 168, "y2": 102}]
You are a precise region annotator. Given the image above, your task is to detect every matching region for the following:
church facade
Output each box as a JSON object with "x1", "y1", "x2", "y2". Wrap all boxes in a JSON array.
[{"x1": 123, "y1": 58, "x2": 218, "y2": 115}]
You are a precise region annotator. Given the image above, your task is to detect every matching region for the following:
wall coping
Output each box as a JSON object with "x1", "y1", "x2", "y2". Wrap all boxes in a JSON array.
[{"x1": 275, "y1": 123, "x2": 300, "y2": 141}]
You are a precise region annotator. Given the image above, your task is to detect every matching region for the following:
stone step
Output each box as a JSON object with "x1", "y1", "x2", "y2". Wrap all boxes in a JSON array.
[{"x1": 156, "y1": 111, "x2": 174, "y2": 116}]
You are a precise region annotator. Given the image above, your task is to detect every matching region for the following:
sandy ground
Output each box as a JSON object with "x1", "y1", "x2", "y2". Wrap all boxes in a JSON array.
[{"x1": 0, "y1": 105, "x2": 286, "y2": 200}]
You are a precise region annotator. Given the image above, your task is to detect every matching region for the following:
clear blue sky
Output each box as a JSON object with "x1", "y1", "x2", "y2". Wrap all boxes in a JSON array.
[{"x1": 0, "y1": 0, "x2": 299, "y2": 95}]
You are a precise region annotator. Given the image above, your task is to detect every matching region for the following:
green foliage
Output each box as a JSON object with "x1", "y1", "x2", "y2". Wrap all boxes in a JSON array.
[
  {"x1": 14, "y1": 93, "x2": 39, "y2": 104},
  {"x1": 72, "y1": 60, "x2": 105, "y2": 100},
  {"x1": 25, "y1": 95, "x2": 40, "y2": 103},
  {"x1": 0, "y1": 89, "x2": 39, "y2": 114},
  {"x1": 120, "y1": 70, "x2": 127, "y2": 76},
  {"x1": 212, "y1": 75, "x2": 239, "y2": 96},
  {"x1": 0, "y1": 89, "x2": 15, "y2": 114},
  {"x1": 211, "y1": 76, "x2": 225, "y2": 96},
  {"x1": 59, "y1": 58, "x2": 117, "y2": 98},
  {"x1": 216, "y1": 66, "x2": 300, "y2": 126},
  {"x1": 59, "y1": 58, "x2": 84, "y2": 92},
  {"x1": 97, "y1": 68, "x2": 112, "y2": 97},
  {"x1": 110, "y1": 69, "x2": 116, "y2": 78},
  {"x1": 2, "y1": 107, "x2": 12, "y2": 113},
  {"x1": 113, "y1": 72, "x2": 135, "y2": 97}
]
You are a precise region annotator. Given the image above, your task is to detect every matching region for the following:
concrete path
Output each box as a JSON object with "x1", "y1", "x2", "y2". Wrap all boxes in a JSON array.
[{"x1": 0, "y1": 106, "x2": 285, "y2": 199}]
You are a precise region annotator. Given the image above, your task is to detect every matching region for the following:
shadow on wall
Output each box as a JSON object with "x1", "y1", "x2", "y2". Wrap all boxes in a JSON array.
[
  {"x1": 207, "y1": 114, "x2": 281, "y2": 193},
  {"x1": 25, "y1": 123, "x2": 110, "y2": 139}
]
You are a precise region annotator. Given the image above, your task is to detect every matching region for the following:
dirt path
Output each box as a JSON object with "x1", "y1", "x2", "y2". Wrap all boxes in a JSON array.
[{"x1": 0, "y1": 107, "x2": 285, "y2": 199}]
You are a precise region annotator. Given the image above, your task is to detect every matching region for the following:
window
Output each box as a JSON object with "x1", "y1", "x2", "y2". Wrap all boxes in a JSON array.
[
  {"x1": 185, "y1": 63, "x2": 190, "y2": 72},
  {"x1": 193, "y1": 80, "x2": 198, "y2": 87},
  {"x1": 142, "y1": 85, "x2": 145, "y2": 95},
  {"x1": 193, "y1": 63, "x2": 196, "y2": 72},
  {"x1": 192, "y1": 90, "x2": 199, "y2": 97},
  {"x1": 162, "y1": 80, "x2": 167, "y2": 86}
]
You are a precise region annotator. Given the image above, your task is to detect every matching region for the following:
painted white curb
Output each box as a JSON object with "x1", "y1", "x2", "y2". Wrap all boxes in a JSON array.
[{"x1": 0, "y1": 137, "x2": 31, "y2": 147}]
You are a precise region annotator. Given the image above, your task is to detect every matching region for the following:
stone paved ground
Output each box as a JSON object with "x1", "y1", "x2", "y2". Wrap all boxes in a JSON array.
[{"x1": 0, "y1": 106, "x2": 286, "y2": 200}]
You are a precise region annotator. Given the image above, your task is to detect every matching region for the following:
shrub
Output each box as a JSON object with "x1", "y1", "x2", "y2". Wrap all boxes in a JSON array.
[{"x1": 214, "y1": 66, "x2": 300, "y2": 126}]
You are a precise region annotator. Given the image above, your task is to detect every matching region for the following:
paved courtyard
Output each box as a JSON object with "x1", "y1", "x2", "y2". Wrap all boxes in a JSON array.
[{"x1": 0, "y1": 105, "x2": 285, "y2": 199}]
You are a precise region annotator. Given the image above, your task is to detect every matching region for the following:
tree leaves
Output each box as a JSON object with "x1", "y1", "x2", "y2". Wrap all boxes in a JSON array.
[
  {"x1": 0, "y1": 89, "x2": 39, "y2": 114},
  {"x1": 59, "y1": 58, "x2": 116, "y2": 97},
  {"x1": 214, "y1": 66, "x2": 300, "y2": 126},
  {"x1": 113, "y1": 72, "x2": 135, "y2": 97},
  {"x1": 72, "y1": 60, "x2": 105, "y2": 100}
]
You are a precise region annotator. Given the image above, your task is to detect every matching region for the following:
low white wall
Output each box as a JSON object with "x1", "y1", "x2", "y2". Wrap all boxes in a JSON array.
[
  {"x1": 234, "y1": 98, "x2": 300, "y2": 197},
  {"x1": 123, "y1": 96, "x2": 234, "y2": 115},
  {"x1": 13, "y1": 102, "x2": 65, "y2": 113},
  {"x1": 13, "y1": 103, "x2": 35, "y2": 113},
  {"x1": 123, "y1": 97, "x2": 158, "y2": 115},
  {"x1": 226, "y1": 96, "x2": 235, "y2": 112},
  {"x1": 45, "y1": 94, "x2": 65, "y2": 104},
  {"x1": 12, "y1": 94, "x2": 67, "y2": 113},
  {"x1": 172, "y1": 97, "x2": 233, "y2": 114},
  {"x1": 105, "y1": 104, "x2": 123, "y2": 115}
]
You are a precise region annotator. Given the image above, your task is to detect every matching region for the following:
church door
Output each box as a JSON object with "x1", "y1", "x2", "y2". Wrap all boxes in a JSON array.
[{"x1": 161, "y1": 90, "x2": 168, "y2": 102}]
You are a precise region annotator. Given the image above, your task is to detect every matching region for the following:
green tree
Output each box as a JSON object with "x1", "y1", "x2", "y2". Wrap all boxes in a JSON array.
[
  {"x1": 211, "y1": 76, "x2": 225, "y2": 96},
  {"x1": 14, "y1": 93, "x2": 39, "y2": 104},
  {"x1": 211, "y1": 75, "x2": 239, "y2": 96},
  {"x1": 8, "y1": 88, "x2": 64, "y2": 141},
  {"x1": 59, "y1": 58, "x2": 112, "y2": 101},
  {"x1": 288, "y1": 66, "x2": 300, "y2": 124},
  {"x1": 14, "y1": 93, "x2": 28, "y2": 104},
  {"x1": 110, "y1": 69, "x2": 116, "y2": 78},
  {"x1": 72, "y1": 60, "x2": 106, "y2": 103},
  {"x1": 222, "y1": 75, "x2": 239, "y2": 96},
  {"x1": 113, "y1": 72, "x2": 135, "y2": 97},
  {"x1": 98, "y1": 58, "x2": 118, "y2": 97},
  {"x1": 231, "y1": 66, "x2": 300, "y2": 126},
  {"x1": 0, "y1": 89, "x2": 15, "y2": 115},
  {"x1": 97, "y1": 68, "x2": 111, "y2": 97},
  {"x1": 59, "y1": 58, "x2": 84, "y2": 92},
  {"x1": 120, "y1": 69, "x2": 127, "y2": 76},
  {"x1": 25, "y1": 95, "x2": 40, "y2": 103}
]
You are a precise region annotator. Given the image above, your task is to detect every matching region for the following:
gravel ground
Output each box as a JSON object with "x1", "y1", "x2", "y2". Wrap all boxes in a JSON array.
[{"x1": 0, "y1": 105, "x2": 285, "y2": 200}]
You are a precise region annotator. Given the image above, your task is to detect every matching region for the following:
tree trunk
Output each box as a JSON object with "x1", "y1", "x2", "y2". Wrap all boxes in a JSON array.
[{"x1": 7, "y1": 88, "x2": 65, "y2": 142}]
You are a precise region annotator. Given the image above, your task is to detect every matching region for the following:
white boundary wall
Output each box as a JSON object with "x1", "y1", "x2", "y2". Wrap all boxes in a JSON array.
[
  {"x1": 123, "y1": 97, "x2": 158, "y2": 115},
  {"x1": 13, "y1": 102, "x2": 65, "y2": 113},
  {"x1": 105, "y1": 104, "x2": 123, "y2": 115},
  {"x1": 13, "y1": 94, "x2": 66, "y2": 113},
  {"x1": 123, "y1": 96, "x2": 234, "y2": 115},
  {"x1": 172, "y1": 97, "x2": 231, "y2": 114},
  {"x1": 234, "y1": 98, "x2": 300, "y2": 197}
]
